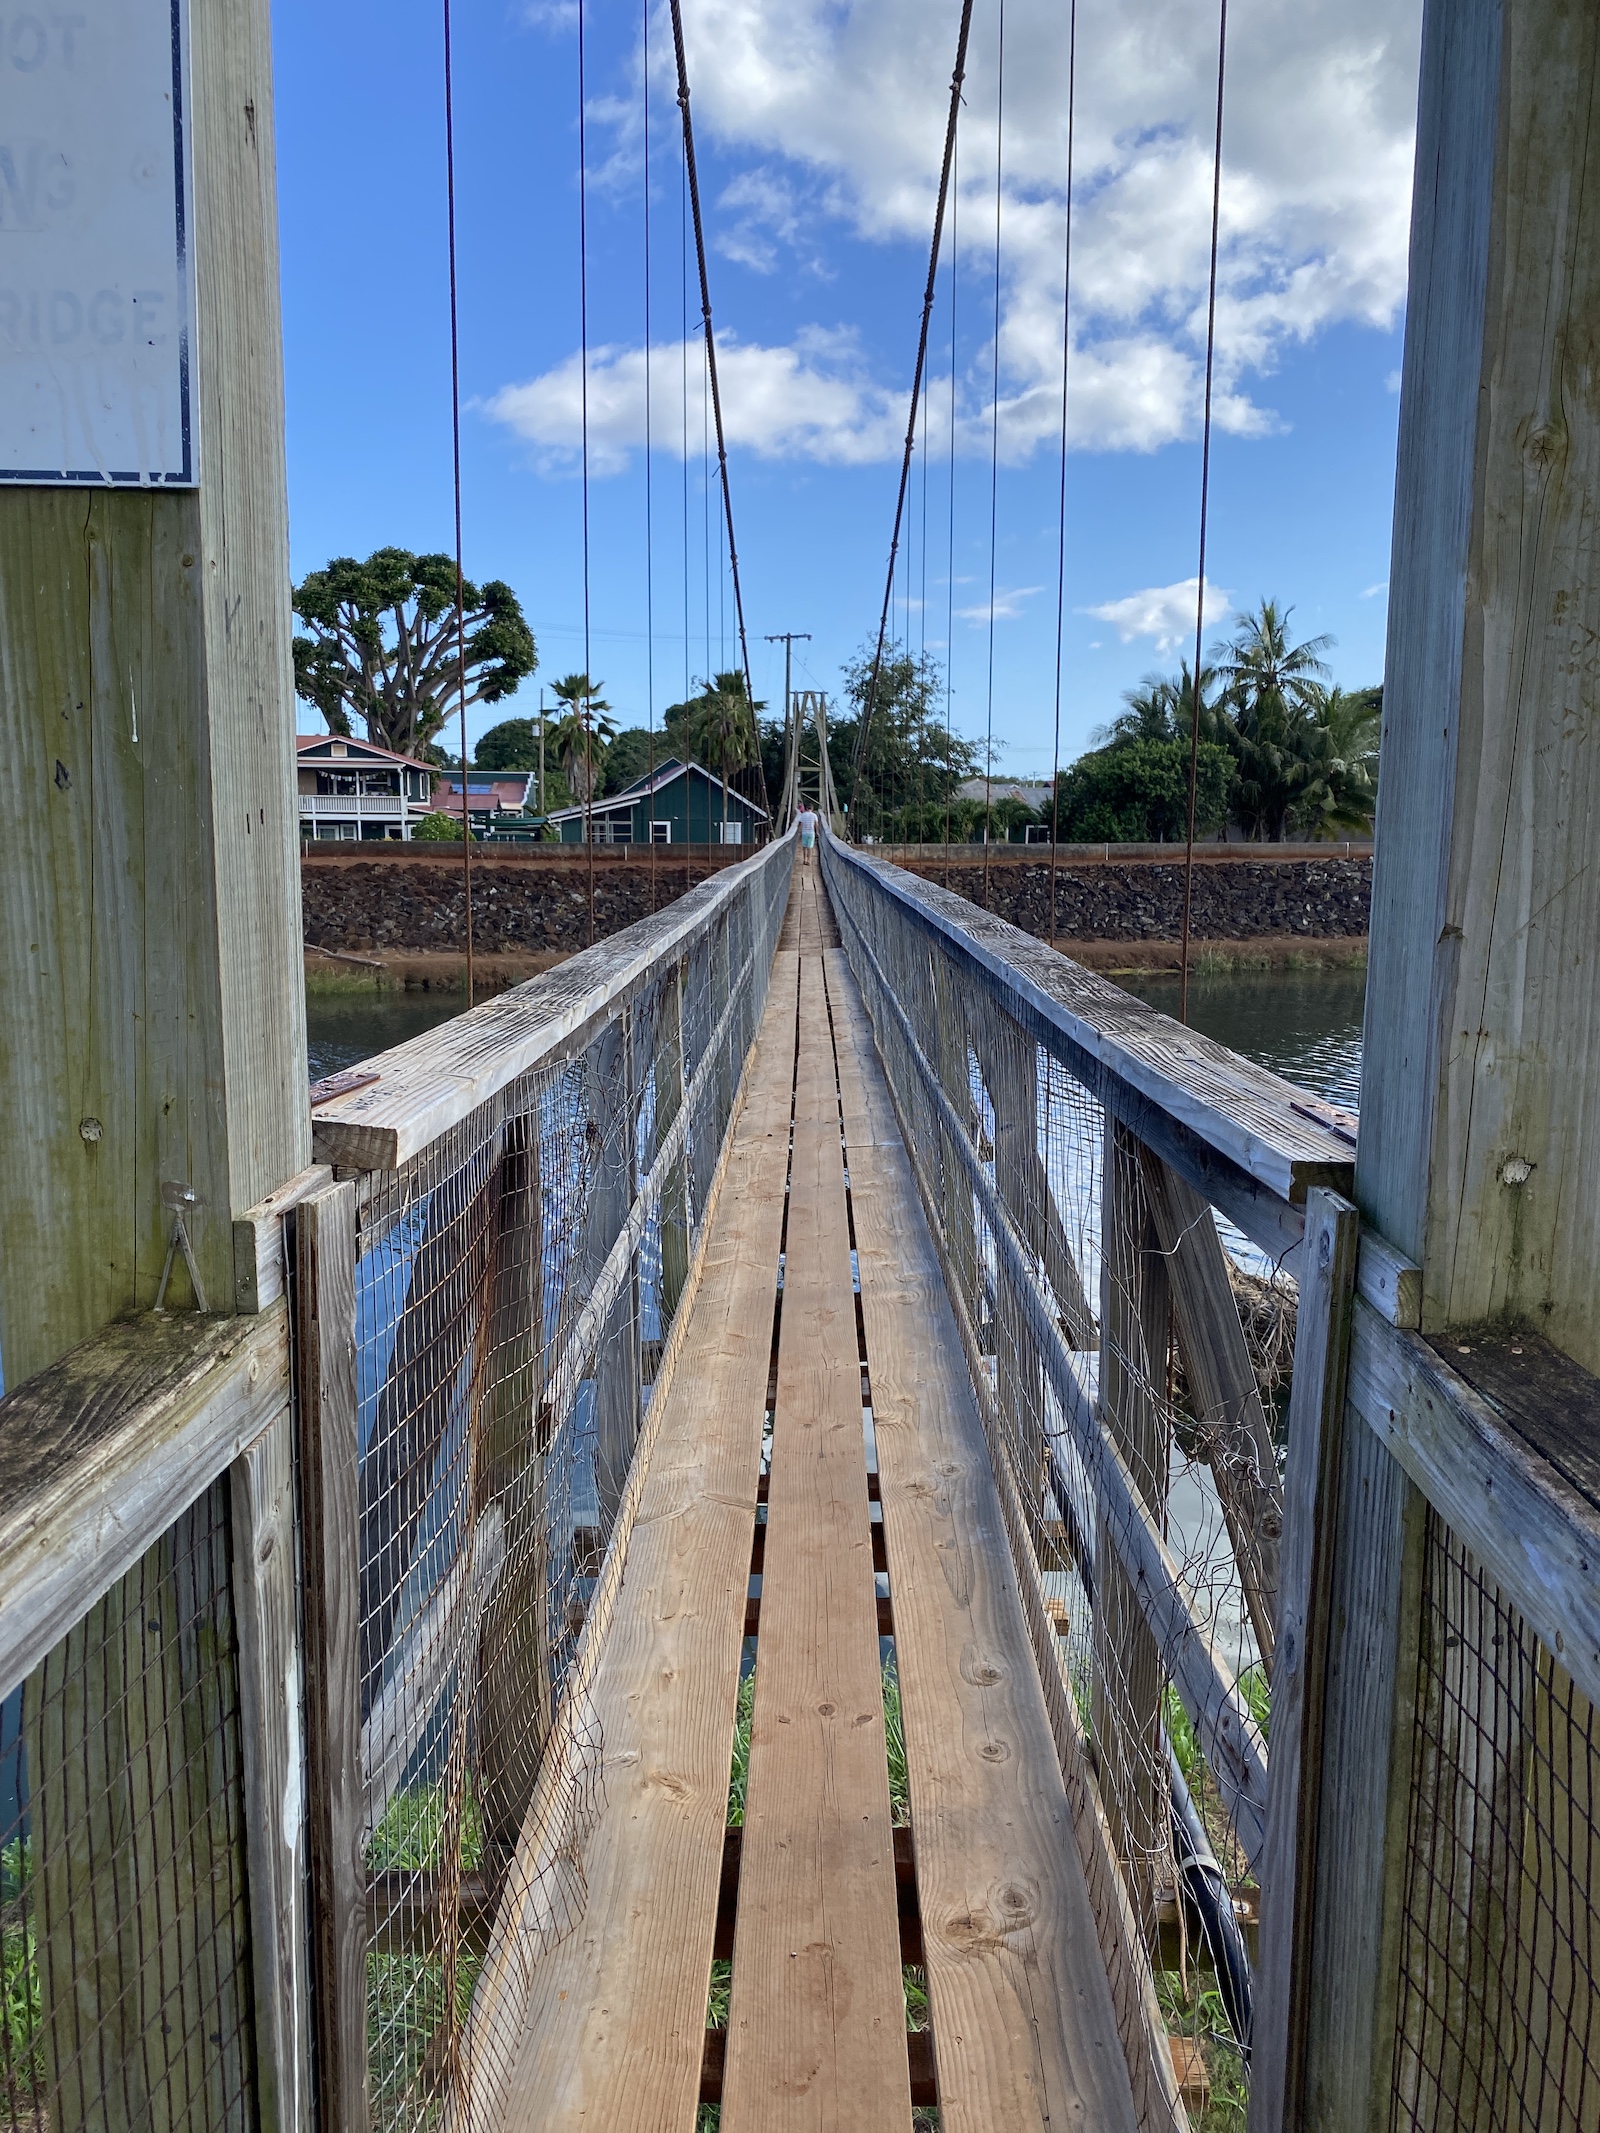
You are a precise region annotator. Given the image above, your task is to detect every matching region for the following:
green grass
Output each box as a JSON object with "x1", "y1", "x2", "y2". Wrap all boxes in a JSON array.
[
  {"x1": 368, "y1": 1782, "x2": 484, "y2": 1876},
  {"x1": 1156, "y1": 1970, "x2": 1250, "y2": 2131},
  {"x1": 366, "y1": 1787, "x2": 485, "y2": 2130},
  {"x1": 1, "y1": 1838, "x2": 43, "y2": 2115}
]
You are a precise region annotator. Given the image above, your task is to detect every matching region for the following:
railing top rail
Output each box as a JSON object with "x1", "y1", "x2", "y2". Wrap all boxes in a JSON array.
[
  {"x1": 824, "y1": 829, "x2": 1355, "y2": 1213},
  {"x1": 312, "y1": 830, "x2": 795, "y2": 1173}
]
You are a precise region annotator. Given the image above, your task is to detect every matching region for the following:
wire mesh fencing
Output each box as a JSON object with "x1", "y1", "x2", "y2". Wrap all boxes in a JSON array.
[
  {"x1": 824, "y1": 836, "x2": 1296, "y2": 2132},
  {"x1": 344, "y1": 842, "x2": 791, "y2": 2132},
  {"x1": 1390, "y1": 1507, "x2": 1600, "y2": 2133},
  {"x1": 1, "y1": 1479, "x2": 256, "y2": 2133}
]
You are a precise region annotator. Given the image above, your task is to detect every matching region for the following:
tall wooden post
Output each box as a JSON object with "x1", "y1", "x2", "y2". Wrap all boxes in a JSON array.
[
  {"x1": 1288, "y1": 3, "x2": 1600, "y2": 2126},
  {"x1": 1, "y1": 6, "x2": 311, "y2": 2130},
  {"x1": 0, "y1": 0, "x2": 309, "y2": 1387}
]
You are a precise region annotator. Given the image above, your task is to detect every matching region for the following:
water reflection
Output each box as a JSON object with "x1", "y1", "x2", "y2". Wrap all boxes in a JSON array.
[
  {"x1": 1120, "y1": 965, "x2": 1366, "y2": 1111},
  {"x1": 306, "y1": 989, "x2": 464, "y2": 1083}
]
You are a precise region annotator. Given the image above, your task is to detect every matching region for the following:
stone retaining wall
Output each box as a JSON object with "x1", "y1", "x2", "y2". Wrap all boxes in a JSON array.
[{"x1": 299, "y1": 848, "x2": 1371, "y2": 959}]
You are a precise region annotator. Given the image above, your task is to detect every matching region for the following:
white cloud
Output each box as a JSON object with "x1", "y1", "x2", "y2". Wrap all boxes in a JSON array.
[
  {"x1": 502, "y1": 0, "x2": 1423, "y2": 470},
  {"x1": 954, "y1": 584, "x2": 1046, "y2": 625},
  {"x1": 1361, "y1": 578, "x2": 1389, "y2": 599},
  {"x1": 1085, "y1": 576, "x2": 1231, "y2": 653},
  {"x1": 484, "y1": 330, "x2": 903, "y2": 473}
]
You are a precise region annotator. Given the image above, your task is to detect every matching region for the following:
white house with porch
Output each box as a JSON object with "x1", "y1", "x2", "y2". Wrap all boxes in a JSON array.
[{"x1": 297, "y1": 735, "x2": 436, "y2": 841}]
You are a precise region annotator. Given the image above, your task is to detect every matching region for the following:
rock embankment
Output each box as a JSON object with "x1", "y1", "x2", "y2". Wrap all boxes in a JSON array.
[
  {"x1": 300, "y1": 849, "x2": 737, "y2": 964},
  {"x1": 893, "y1": 853, "x2": 1371, "y2": 955},
  {"x1": 299, "y1": 847, "x2": 1371, "y2": 978}
]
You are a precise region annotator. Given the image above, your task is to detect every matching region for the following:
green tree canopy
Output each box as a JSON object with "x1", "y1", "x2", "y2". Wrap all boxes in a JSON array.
[
  {"x1": 833, "y1": 642, "x2": 976, "y2": 837},
  {"x1": 600, "y1": 727, "x2": 663, "y2": 796},
  {"x1": 1043, "y1": 601, "x2": 1378, "y2": 845},
  {"x1": 292, "y1": 547, "x2": 537, "y2": 759},
  {"x1": 475, "y1": 716, "x2": 541, "y2": 771},
  {"x1": 1051, "y1": 737, "x2": 1234, "y2": 844}
]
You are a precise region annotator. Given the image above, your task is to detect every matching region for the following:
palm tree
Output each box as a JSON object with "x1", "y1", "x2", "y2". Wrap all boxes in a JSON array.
[
  {"x1": 1215, "y1": 602, "x2": 1334, "y2": 840},
  {"x1": 668, "y1": 671, "x2": 766, "y2": 834},
  {"x1": 1216, "y1": 599, "x2": 1333, "y2": 720},
  {"x1": 547, "y1": 673, "x2": 616, "y2": 810}
]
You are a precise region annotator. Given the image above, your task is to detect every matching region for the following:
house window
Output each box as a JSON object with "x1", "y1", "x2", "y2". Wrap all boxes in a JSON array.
[
  {"x1": 360, "y1": 770, "x2": 400, "y2": 795},
  {"x1": 716, "y1": 820, "x2": 743, "y2": 846},
  {"x1": 650, "y1": 821, "x2": 672, "y2": 844},
  {"x1": 316, "y1": 771, "x2": 359, "y2": 796},
  {"x1": 313, "y1": 820, "x2": 358, "y2": 841}
]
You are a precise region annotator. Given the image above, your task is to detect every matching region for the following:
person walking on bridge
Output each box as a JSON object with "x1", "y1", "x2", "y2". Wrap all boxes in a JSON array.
[{"x1": 797, "y1": 804, "x2": 817, "y2": 864}]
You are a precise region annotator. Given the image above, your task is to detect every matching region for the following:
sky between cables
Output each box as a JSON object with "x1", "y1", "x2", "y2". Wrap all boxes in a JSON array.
[{"x1": 488, "y1": 0, "x2": 1421, "y2": 475}]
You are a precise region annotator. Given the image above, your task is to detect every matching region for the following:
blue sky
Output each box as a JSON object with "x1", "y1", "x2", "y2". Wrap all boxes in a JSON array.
[{"x1": 273, "y1": 0, "x2": 1422, "y2": 776}]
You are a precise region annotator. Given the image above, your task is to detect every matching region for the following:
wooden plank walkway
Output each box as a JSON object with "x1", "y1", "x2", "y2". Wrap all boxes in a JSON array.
[{"x1": 499, "y1": 865, "x2": 1137, "y2": 2131}]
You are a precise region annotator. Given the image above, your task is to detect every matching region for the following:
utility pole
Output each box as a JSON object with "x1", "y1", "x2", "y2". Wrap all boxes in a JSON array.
[
  {"x1": 765, "y1": 632, "x2": 810, "y2": 829},
  {"x1": 538, "y1": 686, "x2": 546, "y2": 819}
]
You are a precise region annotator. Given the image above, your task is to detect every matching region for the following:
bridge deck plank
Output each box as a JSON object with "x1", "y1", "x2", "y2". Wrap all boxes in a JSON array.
[
  {"x1": 497, "y1": 952, "x2": 796, "y2": 2133},
  {"x1": 825, "y1": 943, "x2": 1140, "y2": 2133},
  {"x1": 720, "y1": 936, "x2": 913, "y2": 2131}
]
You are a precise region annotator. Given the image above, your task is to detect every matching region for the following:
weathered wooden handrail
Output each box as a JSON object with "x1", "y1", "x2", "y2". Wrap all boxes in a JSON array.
[
  {"x1": 0, "y1": 1306, "x2": 291, "y2": 1703},
  {"x1": 823, "y1": 832, "x2": 1354, "y2": 1265},
  {"x1": 311, "y1": 832, "x2": 796, "y2": 1172}
]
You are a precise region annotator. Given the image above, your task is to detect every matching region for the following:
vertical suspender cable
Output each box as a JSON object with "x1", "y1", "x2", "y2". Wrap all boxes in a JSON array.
[
  {"x1": 851, "y1": 0, "x2": 976, "y2": 832},
  {"x1": 667, "y1": 0, "x2": 771, "y2": 826},
  {"x1": 443, "y1": 0, "x2": 474, "y2": 1006},
  {"x1": 981, "y1": 0, "x2": 1005, "y2": 914},
  {"x1": 1046, "y1": 0, "x2": 1078, "y2": 951},
  {"x1": 643, "y1": 0, "x2": 658, "y2": 910},
  {"x1": 944, "y1": 123, "x2": 959, "y2": 884},
  {"x1": 1180, "y1": 0, "x2": 1228, "y2": 1023},
  {"x1": 578, "y1": 0, "x2": 596, "y2": 943}
]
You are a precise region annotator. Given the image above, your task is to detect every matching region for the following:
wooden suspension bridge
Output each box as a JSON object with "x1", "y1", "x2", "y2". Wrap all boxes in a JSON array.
[{"x1": 4, "y1": 2, "x2": 1600, "y2": 2131}]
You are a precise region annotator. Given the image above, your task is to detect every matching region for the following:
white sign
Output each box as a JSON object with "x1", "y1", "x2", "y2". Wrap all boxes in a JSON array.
[{"x1": 0, "y1": 0, "x2": 197, "y2": 484}]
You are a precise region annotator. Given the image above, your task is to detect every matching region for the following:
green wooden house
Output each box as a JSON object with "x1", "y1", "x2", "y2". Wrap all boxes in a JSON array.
[{"x1": 547, "y1": 757, "x2": 768, "y2": 846}]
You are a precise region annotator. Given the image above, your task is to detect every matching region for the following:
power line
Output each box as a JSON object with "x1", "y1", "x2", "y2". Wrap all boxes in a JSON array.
[
  {"x1": 1180, "y1": 0, "x2": 1229, "y2": 1023},
  {"x1": 666, "y1": 0, "x2": 771, "y2": 824},
  {"x1": 850, "y1": 0, "x2": 977, "y2": 833}
]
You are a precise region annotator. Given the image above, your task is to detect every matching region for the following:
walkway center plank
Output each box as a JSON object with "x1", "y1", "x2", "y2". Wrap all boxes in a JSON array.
[
  {"x1": 720, "y1": 947, "x2": 913, "y2": 2133},
  {"x1": 499, "y1": 952, "x2": 797, "y2": 2133},
  {"x1": 825, "y1": 944, "x2": 1140, "y2": 2133}
]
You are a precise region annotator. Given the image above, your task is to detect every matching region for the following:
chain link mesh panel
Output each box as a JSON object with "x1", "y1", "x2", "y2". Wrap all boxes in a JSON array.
[
  {"x1": 350, "y1": 848, "x2": 791, "y2": 2131},
  {"x1": 824, "y1": 838, "x2": 1291, "y2": 2133},
  {"x1": 1390, "y1": 1508, "x2": 1600, "y2": 2133}
]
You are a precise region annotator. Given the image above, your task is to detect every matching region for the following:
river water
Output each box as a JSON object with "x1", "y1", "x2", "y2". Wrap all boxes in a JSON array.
[{"x1": 309, "y1": 963, "x2": 1367, "y2": 1109}]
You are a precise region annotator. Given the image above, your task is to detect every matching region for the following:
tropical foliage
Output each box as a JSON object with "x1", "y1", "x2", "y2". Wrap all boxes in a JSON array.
[
  {"x1": 1047, "y1": 601, "x2": 1379, "y2": 845},
  {"x1": 292, "y1": 547, "x2": 537, "y2": 759},
  {"x1": 829, "y1": 642, "x2": 977, "y2": 839},
  {"x1": 545, "y1": 673, "x2": 616, "y2": 806}
]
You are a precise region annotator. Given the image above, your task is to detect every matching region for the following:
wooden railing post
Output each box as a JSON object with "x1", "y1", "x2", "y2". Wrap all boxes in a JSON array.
[
  {"x1": 586, "y1": 1018, "x2": 640, "y2": 1531},
  {"x1": 1249, "y1": 1190, "x2": 1359, "y2": 2133},
  {"x1": 476, "y1": 1114, "x2": 553, "y2": 1871},
  {"x1": 295, "y1": 1181, "x2": 370, "y2": 2133},
  {"x1": 231, "y1": 1409, "x2": 314, "y2": 2133},
  {"x1": 1093, "y1": 1119, "x2": 1172, "y2": 1929}
]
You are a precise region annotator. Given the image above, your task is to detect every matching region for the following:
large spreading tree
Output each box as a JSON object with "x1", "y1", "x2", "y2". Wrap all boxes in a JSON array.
[{"x1": 292, "y1": 547, "x2": 537, "y2": 760}]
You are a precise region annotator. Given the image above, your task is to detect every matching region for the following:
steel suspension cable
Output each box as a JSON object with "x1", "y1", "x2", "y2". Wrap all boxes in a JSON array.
[
  {"x1": 578, "y1": 0, "x2": 595, "y2": 942},
  {"x1": 944, "y1": 121, "x2": 959, "y2": 883},
  {"x1": 850, "y1": 0, "x2": 976, "y2": 834},
  {"x1": 443, "y1": 0, "x2": 474, "y2": 1005},
  {"x1": 1179, "y1": 0, "x2": 1229, "y2": 1023},
  {"x1": 643, "y1": 0, "x2": 658, "y2": 912},
  {"x1": 1046, "y1": 0, "x2": 1078, "y2": 951},
  {"x1": 666, "y1": 0, "x2": 771, "y2": 826},
  {"x1": 981, "y1": 0, "x2": 1005, "y2": 916}
]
